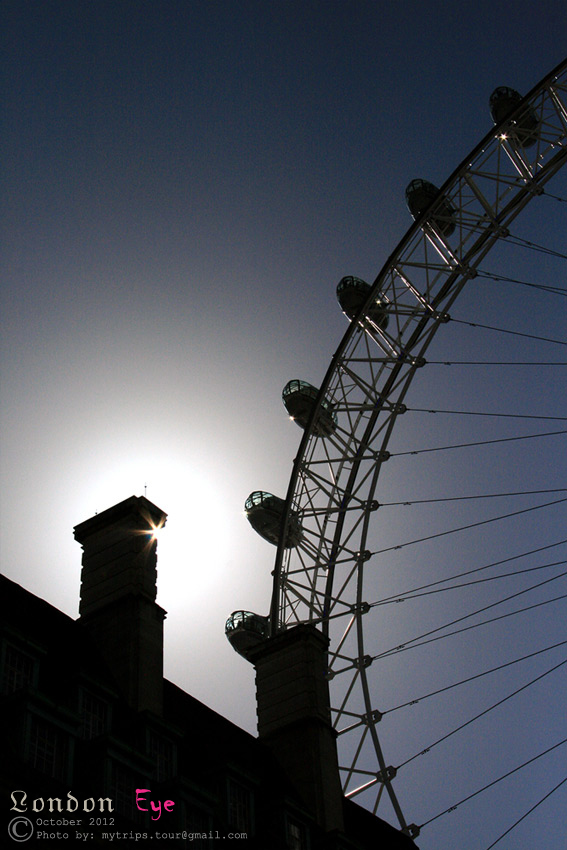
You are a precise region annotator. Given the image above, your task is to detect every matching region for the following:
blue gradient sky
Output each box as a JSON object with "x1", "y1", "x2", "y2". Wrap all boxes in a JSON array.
[{"x1": 2, "y1": 2, "x2": 566, "y2": 848}]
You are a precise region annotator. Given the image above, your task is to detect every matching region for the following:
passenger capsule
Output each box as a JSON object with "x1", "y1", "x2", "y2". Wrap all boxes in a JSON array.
[
  {"x1": 225, "y1": 610, "x2": 269, "y2": 658},
  {"x1": 405, "y1": 179, "x2": 456, "y2": 236},
  {"x1": 282, "y1": 379, "x2": 337, "y2": 437},
  {"x1": 489, "y1": 86, "x2": 540, "y2": 147},
  {"x1": 336, "y1": 276, "x2": 389, "y2": 328},
  {"x1": 245, "y1": 491, "x2": 303, "y2": 547}
]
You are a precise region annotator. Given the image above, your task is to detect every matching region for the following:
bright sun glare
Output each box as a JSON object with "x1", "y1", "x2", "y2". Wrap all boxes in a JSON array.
[
  {"x1": 148, "y1": 522, "x2": 163, "y2": 541},
  {"x1": 90, "y1": 455, "x2": 233, "y2": 607}
]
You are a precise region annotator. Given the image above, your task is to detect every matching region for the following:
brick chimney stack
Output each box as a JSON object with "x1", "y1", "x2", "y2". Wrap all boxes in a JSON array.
[
  {"x1": 248, "y1": 625, "x2": 345, "y2": 833},
  {"x1": 74, "y1": 495, "x2": 167, "y2": 715}
]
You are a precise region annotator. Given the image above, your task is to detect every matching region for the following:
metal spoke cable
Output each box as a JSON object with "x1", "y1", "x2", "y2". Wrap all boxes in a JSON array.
[
  {"x1": 374, "y1": 595, "x2": 567, "y2": 660},
  {"x1": 425, "y1": 360, "x2": 567, "y2": 365},
  {"x1": 394, "y1": 656, "x2": 567, "y2": 771},
  {"x1": 378, "y1": 488, "x2": 567, "y2": 507},
  {"x1": 370, "y1": 497, "x2": 567, "y2": 557},
  {"x1": 391, "y1": 429, "x2": 567, "y2": 458},
  {"x1": 542, "y1": 188, "x2": 567, "y2": 203},
  {"x1": 386, "y1": 641, "x2": 567, "y2": 721},
  {"x1": 373, "y1": 570, "x2": 567, "y2": 656},
  {"x1": 371, "y1": 560, "x2": 566, "y2": 607},
  {"x1": 448, "y1": 317, "x2": 567, "y2": 346},
  {"x1": 309, "y1": 561, "x2": 566, "y2": 628},
  {"x1": 407, "y1": 406, "x2": 567, "y2": 421},
  {"x1": 484, "y1": 776, "x2": 567, "y2": 850},
  {"x1": 373, "y1": 583, "x2": 567, "y2": 661},
  {"x1": 419, "y1": 739, "x2": 567, "y2": 831},
  {"x1": 369, "y1": 539, "x2": 567, "y2": 604},
  {"x1": 504, "y1": 233, "x2": 567, "y2": 260},
  {"x1": 389, "y1": 230, "x2": 567, "y2": 832},
  {"x1": 476, "y1": 269, "x2": 567, "y2": 296}
]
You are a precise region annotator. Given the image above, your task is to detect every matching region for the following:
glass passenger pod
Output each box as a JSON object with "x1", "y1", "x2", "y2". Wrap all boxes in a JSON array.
[
  {"x1": 282, "y1": 379, "x2": 338, "y2": 437},
  {"x1": 244, "y1": 491, "x2": 303, "y2": 548},
  {"x1": 405, "y1": 179, "x2": 457, "y2": 237},
  {"x1": 489, "y1": 86, "x2": 540, "y2": 148},
  {"x1": 225, "y1": 610, "x2": 269, "y2": 658},
  {"x1": 336, "y1": 276, "x2": 389, "y2": 328}
]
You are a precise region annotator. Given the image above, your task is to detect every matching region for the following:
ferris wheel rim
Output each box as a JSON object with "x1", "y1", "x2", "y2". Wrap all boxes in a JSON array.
[
  {"x1": 263, "y1": 59, "x2": 567, "y2": 837},
  {"x1": 269, "y1": 57, "x2": 567, "y2": 633}
]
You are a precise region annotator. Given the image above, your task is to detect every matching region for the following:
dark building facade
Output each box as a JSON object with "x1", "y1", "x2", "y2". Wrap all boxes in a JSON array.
[{"x1": 1, "y1": 495, "x2": 417, "y2": 849}]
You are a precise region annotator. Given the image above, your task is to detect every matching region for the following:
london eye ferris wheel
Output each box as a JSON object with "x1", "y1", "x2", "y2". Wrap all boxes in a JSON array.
[{"x1": 226, "y1": 59, "x2": 567, "y2": 848}]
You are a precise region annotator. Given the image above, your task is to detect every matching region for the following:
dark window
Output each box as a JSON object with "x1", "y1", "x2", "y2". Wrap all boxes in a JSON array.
[
  {"x1": 185, "y1": 804, "x2": 211, "y2": 848},
  {"x1": 2, "y1": 644, "x2": 35, "y2": 693},
  {"x1": 227, "y1": 778, "x2": 253, "y2": 833},
  {"x1": 287, "y1": 817, "x2": 308, "y2": 850},
  {"x1": 110, "y1": 761, "x2": 144, "y2": 822},
  {"x1": 148, "y1": 731, "x2": 175, "y2": 782},
  {"x1": 80, "y1": 691, "x2": 108, "y2": 739},
  {"x1": 28, "y1": 715, "x2": 68, "y2": 781}
]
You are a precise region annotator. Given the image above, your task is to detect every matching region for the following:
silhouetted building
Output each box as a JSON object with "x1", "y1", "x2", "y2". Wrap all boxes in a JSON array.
[{"x1": 1, "y1": 495, "x2": 417, "y2": 848}]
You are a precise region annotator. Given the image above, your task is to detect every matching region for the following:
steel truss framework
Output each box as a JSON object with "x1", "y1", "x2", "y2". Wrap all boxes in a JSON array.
[{"x1": 267, "y1": 60, "x2": 567, "y2": 836}]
